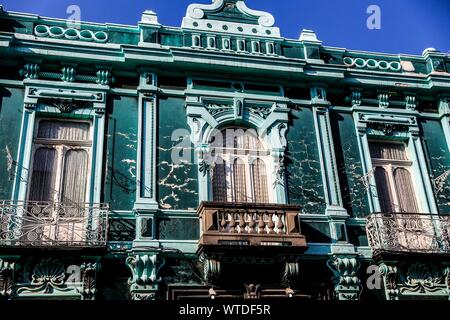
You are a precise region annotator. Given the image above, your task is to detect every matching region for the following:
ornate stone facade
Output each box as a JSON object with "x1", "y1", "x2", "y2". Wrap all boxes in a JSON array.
[{"x1": 0, "y1": 0, "x2": 449, "y2": 301}]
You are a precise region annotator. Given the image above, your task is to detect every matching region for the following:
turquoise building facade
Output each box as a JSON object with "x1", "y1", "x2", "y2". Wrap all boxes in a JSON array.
[{"x1": 0, "y1": 0, "x2": 449, "y2": 300}]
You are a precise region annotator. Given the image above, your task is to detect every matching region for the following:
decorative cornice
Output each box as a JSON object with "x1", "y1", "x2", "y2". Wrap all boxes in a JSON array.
[{"x1": 41, "y1": 98, "x2": 93, "y2": 113}]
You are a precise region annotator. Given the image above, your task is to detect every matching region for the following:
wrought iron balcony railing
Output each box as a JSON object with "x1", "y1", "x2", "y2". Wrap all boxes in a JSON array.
[
  {"x1": 366, "y1": 213, "x2": 450, "y2": 256},
  {"x1": 197, "y1": 202, "x2": 307, "y2": 251},
  {"x1": 0, "y1": 201, "x2": 109, "y2": 248}
]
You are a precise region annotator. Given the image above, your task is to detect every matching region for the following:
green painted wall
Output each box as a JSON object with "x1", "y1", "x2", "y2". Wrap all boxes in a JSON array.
[
  {"x1": 157, "y1": 96, "x2": 198, "y2": 210},
  {"x1": 0, "y1": 86, "x2": 24, "y2": 200},
  {"x1": 420, "y1": 119, "x2": 450, "y2": 214},
  {"x1": 286, "y1": 107, "x2": 326, "y2": 214},
  {"x1": 157, "y1": 217, "x2": 199, "y2": 240},
  {"x1": 331, "y1": 111, "x2": 370, "y2": 218},
  {"x1": 104, "y1": 95, "x2": 138, "y2": 211}
]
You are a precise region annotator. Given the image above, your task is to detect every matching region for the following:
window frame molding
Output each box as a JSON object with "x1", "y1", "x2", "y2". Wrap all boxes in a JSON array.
[
  {"x1": 27, "y1": 117, "x2": 94, "y2": 205},
  {"x1": 370, "y1": 141, "x2": 420, "y2": 213},
  {"x1": 210, "y1": 130, "x2": 273, "y2": 203},
  {"x1": 12, "y1": 80, "x2": 108, "y2": 206},
  {"x1": 354, "y1": 111, "x2": 438, "y2": 214},
  {"x1": 185, "y1": 92, "x2": 290, "y2": 205}
]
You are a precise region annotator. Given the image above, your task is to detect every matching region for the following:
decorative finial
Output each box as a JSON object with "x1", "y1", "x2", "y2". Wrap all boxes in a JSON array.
[
  {"x1": 141, "y1": 10, "x2": 160, "y2": 25},
  {"x1": 299, "y1": 29, "x2": 321, "y2": 43},
  {"x1": 422, "y1": 47, "x2": 439, "y2": 55}
]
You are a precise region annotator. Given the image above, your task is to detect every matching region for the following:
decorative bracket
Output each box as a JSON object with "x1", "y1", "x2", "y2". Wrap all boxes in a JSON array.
[
  {"x1": 281, "y1": 259, "x2": 300, "y2": 287},
  {"x1": 126, "y1": 253, "x2": 166, "y2": 300},
  {"x1": 182, "y1": 0, "x2": 280, "y2": 38},
  {"x1": 378, "y1": 92, "x2": 390, "y2": 109},
  {"x1": 0, "y1": 259, "x2": 16, "y2": 300},
  {"x1": 200, "y1": 254, "x2": 221, "y2": 285},
  {"x1": 78, "y1": 262, "x2": 101, "y2": 301}
]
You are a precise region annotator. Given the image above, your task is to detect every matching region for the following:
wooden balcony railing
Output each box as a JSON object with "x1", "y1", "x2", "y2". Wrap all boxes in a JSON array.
[
  {"x1": 0, "y1": 200, "x2": 109, "y2": 248},
  {"x1": 366, "y1": 213, "x2": 450, "y2": 256},
  {"x1": 197, "y1": 202, "x2": 307, "y2": 251}
]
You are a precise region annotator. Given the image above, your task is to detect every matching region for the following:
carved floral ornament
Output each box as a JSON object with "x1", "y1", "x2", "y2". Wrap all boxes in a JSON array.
[
  {"x1": 356, "y1": 112, "x2": 417, "y2": 135},
  {"x1": 379, "y1": 262, "x2": 450, "y2": 299},
  {"x1": 24, "y1": 87, "x2": 106, "y2": 114},
  {"x1": 187, "y1": 98, "x2": 288, "y2": 146}
]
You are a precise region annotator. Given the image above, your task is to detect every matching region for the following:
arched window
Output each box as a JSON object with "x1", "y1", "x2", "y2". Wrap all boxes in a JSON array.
[{"x1": 210, "y1": 127, "x2": 272, "y2": 203}]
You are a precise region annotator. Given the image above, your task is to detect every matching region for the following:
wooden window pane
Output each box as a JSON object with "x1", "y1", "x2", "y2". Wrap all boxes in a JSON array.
[
  {"x1": 394, "y1": 168, "x2": 419, "y2": 213},
  {"x1": 252, "y1": 159, "x2": 269, "y2": 203},
  {"x1": 29, "y1": 147, "x2": 58, "y2": 202},
  {"x1": 374, "y1": 167, "x2": 395, "y2": 212}
]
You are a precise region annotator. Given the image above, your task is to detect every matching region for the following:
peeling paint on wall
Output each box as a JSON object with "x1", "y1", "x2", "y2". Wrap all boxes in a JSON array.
[
  {"x1": 331, "y1": 112, "x2": 370, "y2": 218},
  {"x1": 104, "y1": 96, "x2": 138, "y2": 211},
  {"x1": 420, "y1": 120, "x2": 450, "y2": 214},
  {"x1": 286, "y1": 107, "x2": 326, "y2": 214},
  {"x1": 158, "y1": 96, "x2": 198, "y2": 210}
]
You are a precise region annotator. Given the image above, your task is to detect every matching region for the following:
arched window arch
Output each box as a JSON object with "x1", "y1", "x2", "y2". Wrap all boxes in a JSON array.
[{"x1": 210, "y1": 127, "x2": 272, "y2": 203}]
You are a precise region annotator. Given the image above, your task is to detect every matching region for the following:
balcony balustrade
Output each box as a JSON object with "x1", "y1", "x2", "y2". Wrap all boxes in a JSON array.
[
  {"x1": 0, "y1": 201, "x2": 109, "y2": 248},
  {"x1": 366, "y1": 213, "x2": 450, "y2": 256},
  {"x1": 197, "y1": 202, "x2": 307, "y2": 252}
]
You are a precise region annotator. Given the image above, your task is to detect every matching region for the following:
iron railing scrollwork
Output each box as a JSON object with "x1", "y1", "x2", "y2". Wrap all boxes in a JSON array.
[
  {"x1": 0, "y1": 200, "x2": 109, "y2": 248},
  {"x1": 366, "y1": 213, "x2": 450, "y2": 255}
]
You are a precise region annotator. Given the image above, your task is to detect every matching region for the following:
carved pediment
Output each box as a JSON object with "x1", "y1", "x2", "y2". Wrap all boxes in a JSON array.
[{"x1": 182, "y1": 0, "x2": 280, "y2": 38}]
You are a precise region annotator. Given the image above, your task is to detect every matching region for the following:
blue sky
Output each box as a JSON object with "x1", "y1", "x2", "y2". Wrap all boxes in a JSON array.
[{"x1": 1, "y1": 0, "x2": 449, "y2": 55}]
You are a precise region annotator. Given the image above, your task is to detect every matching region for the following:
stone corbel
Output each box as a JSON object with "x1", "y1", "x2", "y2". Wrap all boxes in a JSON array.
[
  {"x1": 279, "y1": 256, "x2": 300, "y2": 287},
  {"x1": 348, "y1": 88, "x2": 362, "y2": 107},
  {"x1": 200, "y1": 254, "x2": 221, "y2": 285},
  {"x1": 0, "y1": 259, "x2": 16, "y2": 300},
  {"x1": 126, "y1": 253, "x2": 166, "y2": 300},
  {"x1": 19, "y1": 63, "x2": 40, "y2": 79},
  {"x1": 404, "y1": 94, "x2": 417, "y2": 111},
  {"x1": 310, "y1": 86, "x2": 328, "y2": 105},
  {"x1": 378, "y1": 91, "x2": 390, "y2": 109},
  {"x1": 327, "y1": 255, "x2": 361, "y2": 300}
]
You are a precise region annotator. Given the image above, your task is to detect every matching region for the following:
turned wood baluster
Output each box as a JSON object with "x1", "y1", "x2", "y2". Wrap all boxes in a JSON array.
[
  {"x1": 258, "y1": 211, "x2": 265, "y2": 234},
  {"x1": 268, "y1": 212, "x2": 275, "y2": 234},
  {"x1": 229, "y1": 211, "x2": 236, "y2": 233},
  {"x1": 239, "y1": 211, "x2": 245, "y2": 234},
  {"x1": 220, "y1": 210, "x2": 227, "y2": 232},
  {"x1": 277, "y1": 211, "x2": 285, "y2": 234},
  {"x1": 248, "y1": 211, "x2": 256, "y2": 233}
]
